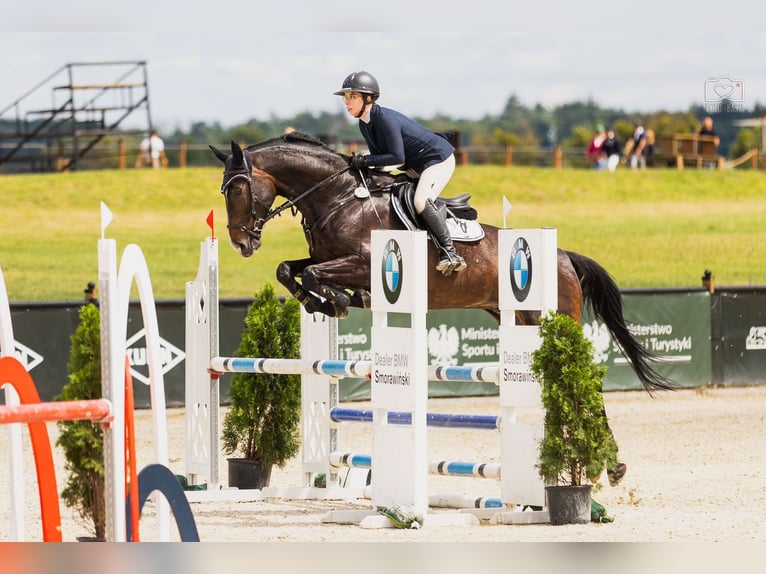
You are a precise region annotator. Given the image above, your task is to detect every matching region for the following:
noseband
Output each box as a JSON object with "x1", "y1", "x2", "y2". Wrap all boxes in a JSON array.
[
  {"x1": 220, "y1": 150, "x2": 352, "y2": 239},
  {"x1": 220, "y1": 151, "x2": 266, "y2": 240}
]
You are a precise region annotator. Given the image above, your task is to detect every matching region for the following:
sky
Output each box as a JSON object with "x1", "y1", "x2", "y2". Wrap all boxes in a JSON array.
[{"x1": 2, "y1": 1, "x2": 764, "y2": 132}]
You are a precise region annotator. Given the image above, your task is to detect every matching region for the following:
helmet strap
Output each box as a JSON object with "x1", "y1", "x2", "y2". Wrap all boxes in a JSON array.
[{"x1": 354, "y1": 95, "x2": 375, "y2": 119}]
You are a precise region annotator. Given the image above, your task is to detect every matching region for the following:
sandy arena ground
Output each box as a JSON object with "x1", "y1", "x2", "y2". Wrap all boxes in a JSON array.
[{"x1": 2, "y1": 385, "x2": 765, "y2": 544}]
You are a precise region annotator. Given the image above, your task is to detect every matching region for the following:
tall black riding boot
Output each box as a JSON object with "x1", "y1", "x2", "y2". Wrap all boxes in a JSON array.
[{"x1": 420, "y1": 199, "x2": 467, "y2": 276}]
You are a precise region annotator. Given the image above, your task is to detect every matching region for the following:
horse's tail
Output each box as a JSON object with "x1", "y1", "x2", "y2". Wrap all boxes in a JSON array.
[{"x1": 566, "y1": 250, "x2": 676, "y2": 394}]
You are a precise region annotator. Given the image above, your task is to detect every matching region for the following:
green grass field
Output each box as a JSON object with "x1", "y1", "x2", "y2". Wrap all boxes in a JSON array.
[{"x1": 1, "y1": 165, "x2": 764, "y2": 302}]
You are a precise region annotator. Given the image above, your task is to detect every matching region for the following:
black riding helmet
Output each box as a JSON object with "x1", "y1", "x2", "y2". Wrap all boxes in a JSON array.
[
  {"x1": 335, "y1": 72, "x2": 380, "y2": 120},
  {"x1": 334, "y1": 71, "x2": 380, "y2": 98}
]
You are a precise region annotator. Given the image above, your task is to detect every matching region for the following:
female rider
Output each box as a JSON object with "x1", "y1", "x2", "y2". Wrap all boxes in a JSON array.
[{"x1": 334, "y1": 71, "x2": 466, "y2": 276}]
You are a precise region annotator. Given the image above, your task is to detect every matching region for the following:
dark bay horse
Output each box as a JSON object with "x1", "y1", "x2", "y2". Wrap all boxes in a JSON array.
[{"x1": 210, "y1": 131, "x2": 672, "y2": 394}]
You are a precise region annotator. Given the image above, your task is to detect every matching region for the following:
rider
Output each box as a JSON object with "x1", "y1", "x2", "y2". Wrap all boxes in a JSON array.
[{"x1": 334, "y1": 70, "x2": 466, "y2": 276}]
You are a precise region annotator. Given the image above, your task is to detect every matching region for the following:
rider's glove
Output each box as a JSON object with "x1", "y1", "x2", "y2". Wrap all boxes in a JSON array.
[{"x1": 351, "y1": 154, "x2": 367, "y2": 171}]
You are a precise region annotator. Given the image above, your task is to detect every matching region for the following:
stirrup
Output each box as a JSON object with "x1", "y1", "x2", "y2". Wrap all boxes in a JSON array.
[{"x1": 436, "y1": 254, "x2": 467, "y2": 276}]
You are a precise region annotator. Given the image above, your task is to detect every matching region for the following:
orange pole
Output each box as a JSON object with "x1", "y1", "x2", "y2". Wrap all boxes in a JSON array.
[
  {"x1": 124, "y1": 357, "x2": 140, "y2": 541},
  {"x1": 179, "y1": 140, "x2": 187, "y2": 168},
  {"x1": 554, "y1": 145, "x2": 562, "y2": 169},
  {"x1": 118, "y1": 139, "x2": 126, "y2": 170},
  {"x1": 0, "y1": 399, "x2": 112, "y2": 425}
]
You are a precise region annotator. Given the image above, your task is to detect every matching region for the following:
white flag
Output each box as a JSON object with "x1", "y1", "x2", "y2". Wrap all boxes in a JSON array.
[
  {"x1": 502, "y1": 196, "x2": 512, "y2": 228},
  {"x1": 100, "y1": 201, "x2": 113, "y2": 238}
]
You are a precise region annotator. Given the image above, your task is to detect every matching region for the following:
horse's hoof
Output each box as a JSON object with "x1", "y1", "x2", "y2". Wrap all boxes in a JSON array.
[
  {"x1": 302, "y1": 300, "x2": 321, "y2": 315},
  {"x1": 333, "y1": 306, "x2": 350, "y2": 320},
  {"x1": 607, "y1": 463, "x2": 627, "y2": 486},
  {"x1": 320, "y1": 286, "x2": 351, "y2": 309},
  {"x1": 352, "y1": 289, "x2": 372, "y2": 309}
]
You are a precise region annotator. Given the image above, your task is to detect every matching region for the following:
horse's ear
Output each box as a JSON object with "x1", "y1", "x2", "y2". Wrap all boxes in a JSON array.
[
  {"x1": 209, "y1": 145, "x2": 228, "y2": 164},
  {"x1": 230, "y1": 140, "x2": 245, "y2": 169}
]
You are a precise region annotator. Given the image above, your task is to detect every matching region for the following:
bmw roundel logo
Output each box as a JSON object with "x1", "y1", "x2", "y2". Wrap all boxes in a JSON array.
[
  {"x1": 381, "y1": 239, "x2": 403, "y2": 304},
  {"x1": 510, "y1": 237, "x2": 532, "y2": 302}
]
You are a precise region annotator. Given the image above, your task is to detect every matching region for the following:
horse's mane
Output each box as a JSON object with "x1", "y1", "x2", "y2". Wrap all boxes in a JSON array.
[{"x1": 245, "y1": 131, "x2": 337, "y2": 155}]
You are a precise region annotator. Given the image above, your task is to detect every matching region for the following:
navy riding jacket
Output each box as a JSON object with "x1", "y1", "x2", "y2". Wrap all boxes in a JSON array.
[{"x1": 358, "y1": 105, "x2": 454, "y2": 174}]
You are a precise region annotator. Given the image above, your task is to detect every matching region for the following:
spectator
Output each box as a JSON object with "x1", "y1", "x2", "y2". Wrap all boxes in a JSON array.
[
  {"x1": 698, "y1": 116, "x2": 720, "y2": 147},
  {"x1": 585, "y1": 124, "x2": 607, "y2": 170},
  {"x1": 135, "y1": 129, "x2": 166, "y2": 169},
  {"x1": 628, "y1": 120, "x2": 648, "y2": 170},
  {"x1": 83, "y1": 281, "x2": 97, "y2": 304},
  {"x1": 603, "y1": 128, "x2": 621, "y2": 172},
  {"x1": 697, "y1": 117, "x2": 719, "y2": 169}
]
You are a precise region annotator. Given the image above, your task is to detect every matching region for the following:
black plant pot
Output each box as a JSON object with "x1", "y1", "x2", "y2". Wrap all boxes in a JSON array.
[
  {"x1": 76, "y1": 536, "x2": 106, "y2": 542},
  {"x1": 227, "y1": 458, "x2": 273, "y2": 490},
  {"x1": 545, "y1": 485, "x2": 592, "y2": 525}
]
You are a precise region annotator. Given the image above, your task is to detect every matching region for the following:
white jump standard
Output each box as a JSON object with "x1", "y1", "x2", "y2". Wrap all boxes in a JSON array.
[{"x1": 189, "y1": 228, "x2": 559, "y2": 526}]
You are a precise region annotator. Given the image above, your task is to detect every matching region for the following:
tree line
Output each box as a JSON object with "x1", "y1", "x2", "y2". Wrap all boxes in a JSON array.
[{"x1": 166, "y1": 94, "x2": 765, "y2": 167}]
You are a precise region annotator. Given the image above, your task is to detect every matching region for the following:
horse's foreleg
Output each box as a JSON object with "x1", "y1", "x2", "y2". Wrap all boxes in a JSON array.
[
  {"x1": 300, "y1": 255, "x2": 370, "y2": 319},
  {"x1": 277, "y1": 259, "x2": 337, "y2": 316}
]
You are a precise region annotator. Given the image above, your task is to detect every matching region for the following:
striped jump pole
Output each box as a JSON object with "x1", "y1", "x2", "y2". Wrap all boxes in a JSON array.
[
  {"x1": 330, "y1": 452, "x2": 501, "y2": 479},
  {"x1": 210, "y1": 356, "x2": 500, "y2": 384},
  {"x1": 330, "y1": 407, "x2": 500, "y2": 430}
]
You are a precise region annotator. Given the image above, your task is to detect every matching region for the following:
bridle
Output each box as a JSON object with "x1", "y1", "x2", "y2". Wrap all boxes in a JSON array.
[{"x1": 220, "y1": 149, "x2": 351, "y2": 240}]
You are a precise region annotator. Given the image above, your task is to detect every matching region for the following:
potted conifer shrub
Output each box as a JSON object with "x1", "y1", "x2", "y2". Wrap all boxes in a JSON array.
[
  {"x1": 531, "y1": 311, "x2": 619, "y2": 525},
  {"x1": 221, "y1": 283, "x2": 302, "y2": 489},
  {"x1": 55, "y1": 302, "x2": 106, "y2": 540}
]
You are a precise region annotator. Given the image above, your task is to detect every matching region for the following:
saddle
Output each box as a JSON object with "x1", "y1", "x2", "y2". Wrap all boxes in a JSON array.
[{"x1": 389, "y1": 181, "x2": 485, "y2": 243}]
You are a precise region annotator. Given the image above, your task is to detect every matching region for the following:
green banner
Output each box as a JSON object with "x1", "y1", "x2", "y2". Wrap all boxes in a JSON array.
[
  {"x1": 338, "y1": 308, "x2": 500, "y2": 401},
  {"x1": 0, "y1": 289, "x2": 733, "y2": 407},
  {"x1": 582, "y1": 292, "x2": 712, "y2": 390}
]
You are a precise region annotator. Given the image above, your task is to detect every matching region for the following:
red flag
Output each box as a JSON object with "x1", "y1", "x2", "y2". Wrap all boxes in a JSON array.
[{"x1": 206, "y1": 210, "x2": 214, "y2": 241}]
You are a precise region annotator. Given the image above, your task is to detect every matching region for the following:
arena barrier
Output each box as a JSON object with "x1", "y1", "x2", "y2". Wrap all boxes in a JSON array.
[
  {"x1": 0, "y1": 205, "x2": 200, "y2": 542},
  {"x1": 2, "y1": 254, "x2": 137, "y2": 542},
  {"x1": 186, "y1": 227, "x2": 558, "y2": 526}
]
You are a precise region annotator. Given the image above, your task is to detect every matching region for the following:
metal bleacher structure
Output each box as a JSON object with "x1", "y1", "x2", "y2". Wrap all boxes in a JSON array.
[{"x1": 0, "y1": 61, "x2": 152, "y2": 173}]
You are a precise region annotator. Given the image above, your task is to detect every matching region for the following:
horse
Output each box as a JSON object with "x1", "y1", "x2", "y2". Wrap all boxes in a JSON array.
[{"x1": 209, "y1": 131, "x2": 673, "y2": 395}]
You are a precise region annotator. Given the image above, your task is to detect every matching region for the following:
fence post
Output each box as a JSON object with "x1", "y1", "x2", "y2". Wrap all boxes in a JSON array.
[
  {"x1": 554, "y1": 145, "x2": 562, "y2": 169},
  {"x1": 180, "y1": 141, "x2": 187, "y2": 169},
  {"x1": 752, "y1": 148, "x2": 758, "y2": 170},
  {"x1": 505, "y1": 144, "x2": 513, "y2": 166},
  {"x1": 118, "y1": 140, "x2": 126, "y2": 170}
]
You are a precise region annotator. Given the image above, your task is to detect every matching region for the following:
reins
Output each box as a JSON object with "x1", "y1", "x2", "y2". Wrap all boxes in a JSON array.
[
  {"x1": 221, "y1": 149, "x2": 351, "y2": 238},
  {"x1": 262, "y1": 165, "x2": 352, "y2": 225},
  {"x1": 220, "y1": 143, "x2": 408, "y2": 241}
]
